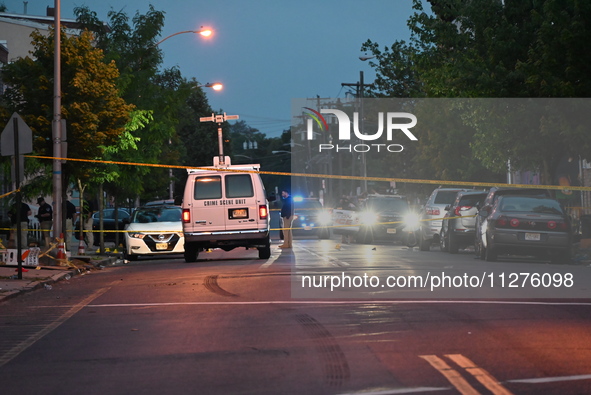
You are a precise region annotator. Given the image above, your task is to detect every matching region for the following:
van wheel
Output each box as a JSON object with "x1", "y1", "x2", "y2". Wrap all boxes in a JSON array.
[
  {"x1": 184, "y1": 245, "x2": 199, "y2": 263},
  {"x1": 258, "y1": 238, "x2": 271, "y2": 259},
  {"x1": 258, "y1": 245, "x2": 271, "y2": 259}
]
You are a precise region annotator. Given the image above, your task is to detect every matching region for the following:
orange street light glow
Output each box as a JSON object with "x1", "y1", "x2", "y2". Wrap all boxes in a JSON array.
[{"x1": 199, "y1": 28, "x2": 213, "y2": 37}]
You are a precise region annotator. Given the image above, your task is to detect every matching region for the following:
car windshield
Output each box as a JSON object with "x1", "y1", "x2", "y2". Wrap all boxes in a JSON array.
[
  {"x1": 366, "y1": 198, "x2": 409, "y2": 212},
  {"x1": 131, "y1": 207, "x2": 182, "y2": 223},
  {"x1": 499, "y1": 197, "x2": 564, "y2": 215},
  {"x1": 434, "y1": 191, "x2": 462, "y2": 204}
]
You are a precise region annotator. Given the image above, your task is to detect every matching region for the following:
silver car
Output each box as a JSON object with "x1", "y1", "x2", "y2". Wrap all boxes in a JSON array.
[
  {"x1": 419, "y1": 187, "x2": 467, "y2": 251},
  {"x1": 440, "y1": 191, "x2": 487, "y2": 253}
]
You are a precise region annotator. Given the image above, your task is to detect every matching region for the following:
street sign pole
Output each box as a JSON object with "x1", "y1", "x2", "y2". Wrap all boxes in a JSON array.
[
  {"x1": 12, "y1": 117, "x2": 24, "y2": 279},
  {"x1": 1, "y1": 113, "x2": 33, "y2": 280}
]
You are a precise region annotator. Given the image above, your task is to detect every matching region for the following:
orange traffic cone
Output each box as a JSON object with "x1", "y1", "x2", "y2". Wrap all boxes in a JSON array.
[
  {"x1": 78, "y1": 238, "x2": 86, "y2": 255},
  {"x1": 57, "y1": 233, "x2": 67, "y2": 261}
]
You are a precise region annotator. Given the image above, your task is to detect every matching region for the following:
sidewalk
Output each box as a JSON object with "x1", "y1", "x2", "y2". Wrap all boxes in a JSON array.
[{"x1": 0, "y1": 246, "x2": 121, "y2": 302}]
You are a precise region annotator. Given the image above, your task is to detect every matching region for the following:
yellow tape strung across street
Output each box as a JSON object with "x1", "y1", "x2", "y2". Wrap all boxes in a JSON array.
[{"x1": 26, "y1": 155, "x2": 591, "y2": 192}]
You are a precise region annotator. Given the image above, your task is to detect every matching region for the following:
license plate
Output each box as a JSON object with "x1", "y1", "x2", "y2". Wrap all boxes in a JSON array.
[
  {"x1": 156, "y1": 242, "x2": 168, "y2": 250},
  {"x1": 231, "y1": 209, "x2": 248, "y2": 219},
  {"x1": 525, "y1": 233, "x2": 541, "y2": 241},
  {"x1": 387, "y1": 228, "x2": 397, "y2": 234}
]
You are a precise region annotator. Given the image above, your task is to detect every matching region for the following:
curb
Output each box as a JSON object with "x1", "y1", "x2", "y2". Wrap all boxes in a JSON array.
[{"x1": 0, "y1": 256, "x2": 118, "y2": 303}]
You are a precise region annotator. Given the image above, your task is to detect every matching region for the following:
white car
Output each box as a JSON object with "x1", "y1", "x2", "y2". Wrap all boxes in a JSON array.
[{"x1": 124, "y1": 206, "x2": 184, "y2": 260}]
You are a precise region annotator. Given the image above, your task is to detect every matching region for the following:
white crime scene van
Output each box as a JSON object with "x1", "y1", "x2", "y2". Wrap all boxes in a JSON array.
[{"x1": 180, "y1": 156, "x2": 274, "y2": 262}]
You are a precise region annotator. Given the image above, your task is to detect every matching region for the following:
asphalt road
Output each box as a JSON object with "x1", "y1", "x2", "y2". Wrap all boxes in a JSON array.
[{"x1": 1, "y1": 236, "x2": 591, "y2": 394}]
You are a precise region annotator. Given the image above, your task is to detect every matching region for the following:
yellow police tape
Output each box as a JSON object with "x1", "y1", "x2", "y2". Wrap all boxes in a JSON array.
[{"x1": 25, "y1": 154, "x2": 591, "y2": 192}]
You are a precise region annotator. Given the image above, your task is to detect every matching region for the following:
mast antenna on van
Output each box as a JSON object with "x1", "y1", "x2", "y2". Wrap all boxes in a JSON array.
[{"x1": 199, "y1": 112, "x2": 239, "y2": 165}]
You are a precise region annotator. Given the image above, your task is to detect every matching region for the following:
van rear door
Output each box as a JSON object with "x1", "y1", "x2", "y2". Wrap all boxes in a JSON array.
[
  {"x1": 223, "y1": 173, "x2": 260, "y2": 231},
  {"x1": 189, "y1": 175, "x2": 226, "y2": 233}
]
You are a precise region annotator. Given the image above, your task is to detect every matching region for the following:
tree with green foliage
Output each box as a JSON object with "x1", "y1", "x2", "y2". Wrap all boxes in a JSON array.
[
  {"x1": 0, "y1": 28, "x2": 133, "y2": 198},
  {"x1": 75, "y1": 5, "x2": 220, "y2": 203},
  {"x1": 361, "y1": 0, "x2": 591, "y2": 185}
]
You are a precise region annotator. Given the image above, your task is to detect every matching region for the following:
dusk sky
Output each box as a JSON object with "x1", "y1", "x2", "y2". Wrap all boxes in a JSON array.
[{"x1": 2, "y1": 1, "x2": 416, "y2": 137}]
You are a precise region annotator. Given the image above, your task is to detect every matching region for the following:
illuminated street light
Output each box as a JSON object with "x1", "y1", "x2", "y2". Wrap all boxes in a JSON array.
[
  {"x1": 198, "y1": 82, "x2": 223, "y2": 91},
  {"x1": 154, "y1": 27, "x2": 213, "y2": 46}
]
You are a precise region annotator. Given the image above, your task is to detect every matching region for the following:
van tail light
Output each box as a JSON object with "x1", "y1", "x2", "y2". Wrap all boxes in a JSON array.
[
  {"x1": 182, "y1": 209, "x2": 191, "y2": 223},
  {"x1": 259, "y1": 205, "x2": 268, "y2": 219},
  {"x1": 426, "y1": 207, "x2": 440, "y2": 216}
]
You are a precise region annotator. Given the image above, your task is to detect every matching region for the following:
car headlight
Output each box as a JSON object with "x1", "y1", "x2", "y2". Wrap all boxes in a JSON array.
[
  {"x1": 129, "y1": 233, "x2": 146, "y2": 239},
  {"x1": 403, "y1": 213, "x2": 420, "y2": 230},
  {"x1": 317, "y1": 211, "x2": 332, "y2": 225},
  {"x1": 360, "y1": 211, "x2": 378, "y2": 225}
]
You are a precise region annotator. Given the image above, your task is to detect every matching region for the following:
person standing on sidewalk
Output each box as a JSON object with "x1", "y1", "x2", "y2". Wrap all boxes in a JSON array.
[
  {"x1": 65, "y1": 199, "x2": 78, "y2": 251},
  {"x1": 82, "y1": 201, "x2": 95, "y2": 250},
  {"x1": 279, "y1": 189, "x2": 294, "y2": 249},
  {"x1": 8, "y1": 201, "x2": 31, "y2": 249},
  {"x1": 36, "y1": 197, "x2": 53, "y2": 247}
]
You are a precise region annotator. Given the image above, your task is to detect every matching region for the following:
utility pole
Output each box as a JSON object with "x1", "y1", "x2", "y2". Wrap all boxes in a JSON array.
[
  {"x1": 341, "y1": 71, "x2": 372, "y2": 194},
  {"x1": 52, "y1": 0, "x2": 63, "y2": 242}
]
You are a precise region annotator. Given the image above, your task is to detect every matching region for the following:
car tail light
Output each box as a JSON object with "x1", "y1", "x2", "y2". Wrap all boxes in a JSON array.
[
  {"x1": 510, "y1": 218, "x2": 520, "y2": 227},
  {"x1": 426, "y1": 207, "x2": 440, "y2": 216},
  {"x1": 496, "y1": 216, "x2": 508, "y2": 227},
  {"x1": 182, "y1": 209, "x2": 191, "y2": 223},
  {"x1": 454, "y1": 205, "x2": 472, "y2": 216},
  {"x1": 547, "y1": 221, "x2": 557, "y2": 230},
  {"x1": 259, "y1": 205, "x2": 268, "y2": 219}
]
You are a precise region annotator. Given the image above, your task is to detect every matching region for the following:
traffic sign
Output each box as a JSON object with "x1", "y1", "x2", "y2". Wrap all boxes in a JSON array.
[{"x1": 1, "y1": 112, "x2": 33, "y2": 156}]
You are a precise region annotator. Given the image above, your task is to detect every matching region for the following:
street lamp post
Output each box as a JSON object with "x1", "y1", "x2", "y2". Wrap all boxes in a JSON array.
[
  {"x1": 153, "y1": 27, "x2": 217, "y2": 200},
  {"x1": 154, "y1": 27, "x2": 213, "y2": 46}
]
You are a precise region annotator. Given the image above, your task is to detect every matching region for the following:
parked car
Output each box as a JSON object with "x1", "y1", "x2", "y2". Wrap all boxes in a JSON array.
[
  {"x1": 75, "y1": 208, "x2": 131, "y2": 244},
  {"x1": 474, "y1": 187, "x2": 551, "y2": 258},
  {"x1": 123, "y1": 205, "x2": 184, "y2": 260},
  {"x1": 419, "y1": 187, "x2": 467, "y2": 251},
  {"x1": 356, "y1": 195, "x2": 412, "y2": 244},
  {"x1": 478, "y1": 195, "x2": 572, "y2": 263},
  {"x1": 291, "y1": 197, "x2": 332, "y2": 239},
  {"x1": 145, "y1": 199, "x2": 175, "y2": 206},
  {"x1": 440, "y1": 190, "x2": 487, "y2": 253}
]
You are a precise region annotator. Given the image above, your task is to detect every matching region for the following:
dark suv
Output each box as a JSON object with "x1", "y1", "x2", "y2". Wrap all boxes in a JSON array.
[{"x1": 475, "y1": 187, "x2": 551, "y2": 258}]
